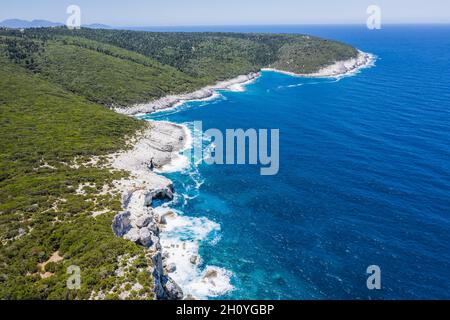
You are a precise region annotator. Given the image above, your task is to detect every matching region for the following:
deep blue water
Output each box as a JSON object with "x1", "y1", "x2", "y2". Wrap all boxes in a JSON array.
[{"x1": 143, "y1": 25, "x2": 450, "y2": 299}]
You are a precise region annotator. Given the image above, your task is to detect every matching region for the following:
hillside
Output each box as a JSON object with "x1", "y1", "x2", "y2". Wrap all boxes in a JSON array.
[
  {"x1": 0, "y1": 28, "x2": 358, "y2": 107},
  {"x1": 0, "y1": 27, "x2": 360, "y2": 299},
  {"x1": 0, "y1": 53, "x2": 154, "y2": 299}
]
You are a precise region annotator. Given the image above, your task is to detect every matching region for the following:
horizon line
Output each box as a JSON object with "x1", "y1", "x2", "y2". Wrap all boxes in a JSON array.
[{"x1": 2, "y1": 18, "x2": 450, "y2": 28}]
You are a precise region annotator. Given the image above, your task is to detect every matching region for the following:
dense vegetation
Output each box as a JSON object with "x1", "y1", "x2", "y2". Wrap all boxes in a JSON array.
[
  {"x1": 0, "y1": 27, "x2": 358, "y2": 299},
  {"x1": 0, "y1": 28, "x2": 357, "y2": 106},
  {"x1": 0, "y1": 53, "x2": 153, "y2": 299}
]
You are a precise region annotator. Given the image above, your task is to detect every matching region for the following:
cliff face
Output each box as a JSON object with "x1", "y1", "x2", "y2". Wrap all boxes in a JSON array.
[
  {"x1": 110, "y1": 121, "x2": 189, "y2": 300},
  {"x1": 112, "y1": 192, "x2": 183, "y2": 300}
]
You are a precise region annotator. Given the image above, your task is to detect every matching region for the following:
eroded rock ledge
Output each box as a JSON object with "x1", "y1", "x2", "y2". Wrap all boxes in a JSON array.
[{"x1": 109, "y1": 121, "x2": 188, "y2": 300}]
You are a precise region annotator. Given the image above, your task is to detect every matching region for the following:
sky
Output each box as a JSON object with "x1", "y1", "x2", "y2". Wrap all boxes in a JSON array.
[{"x1": 1, "y1": 0, "x2": 449, "y2": 26}]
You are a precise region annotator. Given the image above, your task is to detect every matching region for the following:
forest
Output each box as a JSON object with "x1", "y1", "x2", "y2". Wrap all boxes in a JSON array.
[{"x1": 0, "y1": 27, "x2": 357, "y2": 106}]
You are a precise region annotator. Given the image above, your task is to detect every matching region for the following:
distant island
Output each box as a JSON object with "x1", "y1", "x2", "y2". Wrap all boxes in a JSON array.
[
  {"x1": 0, "y1": 27, "x2": 372, "y2": 299},
  {"x1": 0, "y1": 19, "x2": 112, "y2": 29}
]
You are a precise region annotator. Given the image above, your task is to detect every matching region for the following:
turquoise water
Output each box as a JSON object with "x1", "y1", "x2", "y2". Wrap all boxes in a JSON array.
[{"x1": 142, "y1": 25, "x2": 450, "y2": 299}]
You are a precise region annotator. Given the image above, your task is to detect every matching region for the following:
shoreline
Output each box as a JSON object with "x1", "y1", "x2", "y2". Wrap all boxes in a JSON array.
[
  {"x1": 108, "y1": 50, "x2": 376, "y2": 300},
  {"x1": 109, "y1": 120, "x2": 233, "y2": 300},
  {"x1": 114, "y1": 72, "x2": 261, "y2": 116},
  {"x1": 109, "y1": 121, "x2": 190, "y2": 300},
  {"x1": 114, "y1": 50, "x2": 375, "y2": 117},
  {"x1": 261, "y1": 50, "x2": 376, "y2": 78}
]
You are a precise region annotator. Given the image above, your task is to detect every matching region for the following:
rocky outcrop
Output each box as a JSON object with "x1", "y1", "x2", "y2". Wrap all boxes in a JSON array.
[
  {"x1": 190, "y1": 255, "x2": 198, "y2": 265},
  {"x1": 110, "y1": 121, "x2": 189, "y2": 300},
  {"x1": 163, "y1": 276, "x2": 184, "y2": 300},
  {"x1": 135, "y1": 215, "x2": 152, "y2": 228},
  {"x1": 111, "y1": 187, "x2": 181, "y2": 299},
  {"x1": 112, "y1": 211, "x2": 131, "y2": 237},
  {"x1": 262, "y1": 51, "x2": 375, "y2": 78},
  {"x1": 157, "y1": 210, "x2": 175, "y2": 225}
]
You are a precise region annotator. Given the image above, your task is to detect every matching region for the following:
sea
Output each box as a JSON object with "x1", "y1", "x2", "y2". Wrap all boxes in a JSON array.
[{"x1": 139, "y1": 25, "x2": 450, "y2": 300}]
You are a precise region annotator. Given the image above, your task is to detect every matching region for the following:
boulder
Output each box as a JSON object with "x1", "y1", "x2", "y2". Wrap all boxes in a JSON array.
[
  {"x1": 203, "y1": 269, "x2": 218, "y2": 280},
  {"x1": 152, "y1": 251, "x2": 164, "y2": 273},
  {"x1": 121, "y1": 191, "x2": 134, "y2": 208},
  {"x1": 165, "y1": 263, "x2": 176, "y2": 273},
  {"x1": 151, "y1": 234, "x2": 162, "y2": 251},
  {"x1": 147, "y1": 220, "x2": 159, "y2": 235},
  {"x1": 144, "y1": 193, "x2": 153, "y2": 207},
  {"x1": 136, "y1": 215, "x2": 152, "y2": 228},
  {"x1": 152, "y1": 273, "x2": 166, "y2": 299},
  {"x1": 139, "y1": 228, "x2": 154, "y2": 247},
  {"x1": 164, "y1": 276, "x2": 184, "y2": 300},
  {"x1": 159, "y1": 211, "x2": 176, "y2": 225},
  {"x1": 123, "y1": 228, "x2": 140, "y2": 243},
  {"x1": 112, "y1": 211, "x2": 131, "y2": 237},
  {"x1": 189, "y1": 255, "x2": 198, "y2": 265}
]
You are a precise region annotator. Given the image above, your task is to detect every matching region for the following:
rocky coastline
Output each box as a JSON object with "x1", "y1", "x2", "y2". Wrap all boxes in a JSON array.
[
  {"x1": 262, "y1": 50, "x2": 375, "y2": 78},
  {"x1": 114, "y1": 51, "x2": 374, "y2": 117},
  {"x1": 113, "y1": 72, "x2": 261, "y2": 116},
  {"x1": 108, "y1": 51, "x2": 375, "y2": 300},
  {"x1": 109, "y1": 121, "x2": 189, "y2": 299}
]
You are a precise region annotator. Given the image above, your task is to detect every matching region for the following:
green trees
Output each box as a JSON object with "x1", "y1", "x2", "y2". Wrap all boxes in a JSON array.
[
  {"x1": 1, "y1": 37, "x2": 44, "y2": 72},
  {"x1": 0, "y1": 55, "x2": 145, "y2": 299},
  {"x1": 0, "y1": 28, "x2": 359, "y2": 106}
]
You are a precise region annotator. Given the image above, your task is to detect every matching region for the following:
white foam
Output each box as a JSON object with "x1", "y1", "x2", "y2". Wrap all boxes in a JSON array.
[
  {"x1": 151, "y1": 122, "x2": 235, "y2": 299},
  {"x1": 332, "y1": 52, "x2": 377, "y2": 80},
  {"x1": 161, "y1": 91, "x2": 224, "y2": 115},
  {"x1": 262, "y1": 50, "x2": 377, "y2": 79},
  {"x1": 224, "y1": 76, "x2": 258, "y2": 92},
  {"x1": 156, "y1": 154, "x2": 190, "y2": 174},
  {"x1": 188, "y1": 267, "x2": 234, "y2": 299},
  {"x1": 158, "y1": 208, "x2": 234, "y2": 299},
  {"x1": 287, "y1": 83, "x2": 304, "y2": 88}
]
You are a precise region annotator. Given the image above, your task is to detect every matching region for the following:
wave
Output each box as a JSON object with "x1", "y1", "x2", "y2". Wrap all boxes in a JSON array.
[
  {"x1": 141, "y1": 59, "x2": 377, "y2": 298},
  {"x1": 331, "y1": 53, "x2": 378, "y2": 81},
  {"x1": 148, "y1": 120, "x2": 234, "y2": 300},
  {"x1": 275, "y1": 54, "x2": 378, "y2": 90},
  {"x1": 155, "y1": 205, "x2": 234, "y2": 299},
  {"x1": 154, "y1": 92, "x2": 224, "y2": 117}
]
